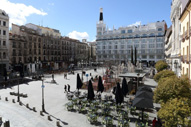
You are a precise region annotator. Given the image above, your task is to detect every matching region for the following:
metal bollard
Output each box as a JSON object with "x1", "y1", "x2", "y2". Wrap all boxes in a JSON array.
[
  {"x1": 12, "y1": 99, "x2": 15, "y2": 103},
  {"x1": 33, "y1": 107, "x2": 36, "y2": 112},
  {"x1": 47, "y1": 115, "x2": 51, "y2": 121},
  {"x1": 19, "y1": 101, "x2": 22, "y2": 106},
  {"x1": 56, "y1": 121, "x2": 60, "y2": 127},
  {"x1": 40, "y1": 111, "x2": 43, "y2": 116},
  {"x1": 26, "y1": 104, "x2": 29, "y2": 108},
  {"x1": 5, "y1": 97, "x2": 8, "y2": 101}
]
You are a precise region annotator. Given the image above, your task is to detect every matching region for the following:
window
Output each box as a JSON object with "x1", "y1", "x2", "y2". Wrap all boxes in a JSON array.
[
  {"x1": 148, "y1": 38, "x2": 155, "y2": 43},
  {"x1": 134, "y1": 44, "x2": 139, "y2": 48},
  {"x1": 141, "y1": 39, "x2": 147, "y2": 43},
  {"x1": 142, "y1": 55, "x2": 147, "y2": 59},
  {"x1": 158, "y1": 28, "x2": 162, "y2": 31},
  {"x1": 133, "y1": 39, "x2": 139, "y2": 43},
  {"x1": 135, "y1": 34, "x2": 140, "y2": 38},
  {"x1": 141, "y1": 44, "x2": 146, "y2": 48},
  {"x1": 128, "y1": 30, "x2": 132, "y2": 33},
  {"x1": 0, "y1": 30, "x2": 1, "y2": 35},
  {"x1": 156, "y1": 49, "x2": 163, "y2": 53},
  {"x1": 121, "y1": 45, "x2": 124, "y2": 49},
  {"x1": 3, "y1": 41, "x2": 5, "y2": 46},
  {"x1": 157, "y1": 55, "x2": 162, "y2": 59},
  {"x1": 127, "y1": 45, "x2": 131, "y2": 48},
  {"x1": 156, "y1": 37, "x2": 164, "y2": 42},
  {"x1": 3, "y1": 30, "x2": 6, "y2": 35},
  {"x1": 115, "y1": 45, "x2": 118, "y2": 49},
  {"x1": 158, "y1": 33, "x2": 163, "y2": 36},
  {"x1": 141, "y1": 50, "x2": 146, "y2": 54},
  {"x1": 149, "y1": 49, "x2": 155, "y2": 53},
  {"x1": 121, "y1": 30, "x2": 126, "y2": 34},
  {"x1": 142, "y1": 34, "x2": 147, "y2": 37},
  {"x1": 0, "y1": 20, "x2": 1, "y2": 25},
  {"x1": 127, "y1": 39, "x2": 132, "y2": 44},
  {"x1": 3, "y1": 21, "x2": 6, "y2": 26},
  {"x1": 156, "y1": 43, "x2": 163, "y2": 48},
  {"x1": 149, "y1": 33, "x2": 155, "y2": 37},
  {"x1": 3, "y1": 52, "x2": 6, "y2": 59},
  {"x1": 149, "y1": 55, "x2": 154, "y2": 59},
  {"x1": 149, "y1": 44, "x2": 155, "y2": 48}
]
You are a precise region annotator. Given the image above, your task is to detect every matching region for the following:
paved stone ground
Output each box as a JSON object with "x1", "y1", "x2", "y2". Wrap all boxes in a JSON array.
[{"x1": 0, "y1": 67, "x2": 159, "y2": 127}]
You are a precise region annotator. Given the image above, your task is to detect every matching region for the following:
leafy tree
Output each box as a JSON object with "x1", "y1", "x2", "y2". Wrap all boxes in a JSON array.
[
  {"x1": 158, "y1": 98, "x2": 191, "y2": 127},
  {"x1": 155, "y1": 60, "x2": 168, "y2": 72},
  {"x1": 134, "y1": 47, "x2": 137, "y2": 66},
  {"x1": 131, "y1": 46, "x2": 134, "y2": 65},
  {"x1": 154, "y1": 76, "x2": 191, "y2": 103},
  {"x1": 154, "y1": 70, "x2": 175, "y2": 82}
]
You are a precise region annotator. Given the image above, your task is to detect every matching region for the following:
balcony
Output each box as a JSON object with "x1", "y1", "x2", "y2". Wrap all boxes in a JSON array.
[{"x1": 181, "y1": 55, "x2": 189, "y2": 63}]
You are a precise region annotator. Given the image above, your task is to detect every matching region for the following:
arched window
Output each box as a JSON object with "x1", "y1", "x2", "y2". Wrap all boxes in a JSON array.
[
  {"x1": 149, "y1": 33, "x2": 155, "y2": 37},
  {"x1": 142, "y1": 34, "x2": 147, "y2": 37},
  {"x1": 135, "y1": 34, "x2": 140, "y2": 38},
  {"x1": 3, "y1": 52, "x2": 6, "y2": 59}
]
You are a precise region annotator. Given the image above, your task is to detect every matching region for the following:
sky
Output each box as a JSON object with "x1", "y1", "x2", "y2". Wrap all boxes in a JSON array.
[{"x1": 0, "y1": 0, "x2": 172, "y2": 42}]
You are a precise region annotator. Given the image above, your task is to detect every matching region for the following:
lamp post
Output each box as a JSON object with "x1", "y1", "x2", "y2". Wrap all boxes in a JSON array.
[
  {"x1": 41, "y1": 75, "x2": 45, "y2": 112},
  {"x1": 137, "y1": 73, "x2": 140, "y2": 92},
  {"x1": 17, "y1": 73, "x2": 20, "y2": 102}
]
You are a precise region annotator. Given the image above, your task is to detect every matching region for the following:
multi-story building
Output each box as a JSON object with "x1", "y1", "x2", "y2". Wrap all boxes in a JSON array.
[
  {"x1": 165, "y1": 26, "x2": 172, "y2": 69},
  {"x1": 170, "y1": 0, "x2": 182, "y2": 77},
  {"x1": 87, "y1": 41, "x2": 96, "y2": 63},
  {"x1": 0, "y1": 9, "x2": 9, "y2": 75},
  {"x1": 9, "y1": 23, "x2": 89, "y2": 74},
  {"x1": 10, "y1": 24, "x2": 44, "y2": 73},
  {"x1": 96, "y1": 8, "x2": 167, "y2": 66},
  {"x1": 180, "y1": 0, "x2": 191, "y2": 79}
]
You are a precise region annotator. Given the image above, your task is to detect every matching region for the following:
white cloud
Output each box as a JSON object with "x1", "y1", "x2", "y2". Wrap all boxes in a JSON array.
[
  {"x1": 128, "y1": 21, "x2": 141, "y2": 27},
  {"x1": 48, "y1": 3, "x2": 54, "y2": 6},
  {"x1": 0, "y1": 0, "x2": 47, "y2": 26},
  {"x1": 68, "y1": 31, "x2": 89, "y2": 41}
]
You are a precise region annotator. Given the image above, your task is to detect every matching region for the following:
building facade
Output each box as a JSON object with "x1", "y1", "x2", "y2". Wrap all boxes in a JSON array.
[
  {"x1": 165, "y1": 26, "x2": 172, "y2": 70},
  {"x1": 9, "y1": 23, "x2": 89, "y2": 74},
  {"x1": 180, "y1": 0, "x2": 191, "y2": 79},
  {"x1": 0, "y1": 9, "x2": 9, "y2": 75},
  {"x1": 170, "y1": 0, "x2": 182, "y2": 77},
  {"x1": 96, "y1": 8, "x2": 167, "y2": 66}
]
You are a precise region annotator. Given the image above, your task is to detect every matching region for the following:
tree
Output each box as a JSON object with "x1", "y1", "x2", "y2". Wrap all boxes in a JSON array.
[
  {"x1": 154, "y1": 76, "x2": 191, "y2": 103},
  {"x1": 154, "y1": 70, "x2": 175, "y2": 82},
  {"x1": 131, "y1": 46, "x2": 134, "y2": 65},
  {"x1": 155, "y1": 60, "x2": 168, "y2": 72},
  {"x1": 158, "y1": 98, "x2": 191, "y2": 127},
  {"x1": 134, "y1": 47, "x2": 137, "y2": 66}
]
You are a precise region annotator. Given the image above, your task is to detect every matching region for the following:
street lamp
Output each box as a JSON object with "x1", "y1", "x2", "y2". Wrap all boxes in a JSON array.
[
  {"x1": 41, "y1": 75, "x2": 46, "y2": 112},
  {"x1": 17, "y1": 73, "x2": 20, "y2": 102}
]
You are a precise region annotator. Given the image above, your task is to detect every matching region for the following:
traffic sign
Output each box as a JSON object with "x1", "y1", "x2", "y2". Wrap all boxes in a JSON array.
[
  {"x1": 86, "y1": 74, "x2": 89, "y2": 77},
  {"x1": 41, "y1": 85, "x2": 45, "y2": 88}
]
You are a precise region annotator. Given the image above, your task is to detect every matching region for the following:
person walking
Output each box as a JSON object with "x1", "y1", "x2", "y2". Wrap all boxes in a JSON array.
[
  {"x1": 64, "y1": 85, "x2": 67, "y2": 92},
  {"x1": 67, "y1": 84, "x2": 70, "y2": 92},
  {"x1": 152, "y1": 117, "x2": 157, "y2": 127}
]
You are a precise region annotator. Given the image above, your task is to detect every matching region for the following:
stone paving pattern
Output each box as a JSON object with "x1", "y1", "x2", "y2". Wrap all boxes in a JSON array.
[{"x1": 0, "y1": 67, "x2": 159, "y2": 127}]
